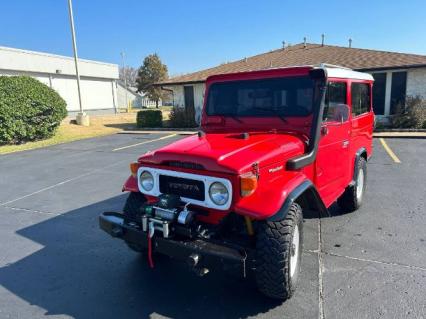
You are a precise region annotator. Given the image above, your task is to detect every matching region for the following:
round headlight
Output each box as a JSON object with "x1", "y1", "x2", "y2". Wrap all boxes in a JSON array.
[
  {"x1": 209, "y1": 182, "x2": 229, "y2": 206},
  {"x1": 140, "y1": 171, "x2": 154, "y2": 191}
]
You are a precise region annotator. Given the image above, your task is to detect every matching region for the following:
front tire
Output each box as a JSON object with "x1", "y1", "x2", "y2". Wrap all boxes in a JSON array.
[
  {"x1": 255, "y1": 203, "x2": 303, "y2": 300},
  {"x1": 123, "y1": 192, "x2": 147, "y2": 253},
  {"x1": 338, "y1": 157, "x2": 367, "y2": 212}
]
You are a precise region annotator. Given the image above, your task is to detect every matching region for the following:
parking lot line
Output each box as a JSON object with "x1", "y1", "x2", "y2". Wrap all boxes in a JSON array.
[
  {"x1": 0, "y1": 159, "x2": 129, "y2": 207},
  {"x1": 112, "y1": 134, "x2": 177, "y2": 152},
  {"x1": 379, "y1": 138, "x2": 401, "y2": 163}
]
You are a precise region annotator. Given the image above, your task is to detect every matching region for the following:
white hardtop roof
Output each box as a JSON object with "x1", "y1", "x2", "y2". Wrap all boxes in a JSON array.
[
  {"x1": 314, "y1": 64, "x2": 374, "y2": 81},
  {"x1": 265, "y1": 64, "x2": 374, "y2": 81},
  {"x1": 324, "y1": 68, "x2": 374, "y2": 81}
]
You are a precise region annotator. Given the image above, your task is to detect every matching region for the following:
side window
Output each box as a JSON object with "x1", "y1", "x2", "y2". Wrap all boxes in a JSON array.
[
  {"x1": 323, "y1": 82, "x2": 347, "y2": 122},
  {"x1": 351, "y1": 83, "x2": 371, "y2": 116}
]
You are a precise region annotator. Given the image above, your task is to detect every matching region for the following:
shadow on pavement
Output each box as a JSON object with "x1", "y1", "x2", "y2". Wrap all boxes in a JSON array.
[{"x1": 0, "y1": 194, "x2": 281, "y2": 319}]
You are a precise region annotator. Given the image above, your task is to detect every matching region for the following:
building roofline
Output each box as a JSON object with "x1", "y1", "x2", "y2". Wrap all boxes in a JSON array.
[
  {"x1": 355, "y1": 64, "x2": 426, "y2": 72},
  {"x1": 0, "y1": 45, "x2": 118, "y2": 68},
  {"x1": 158, "y1": 80, "x2": 205, "y2": 86},
  {"x1": 157, "y1": 42, "x2": 426, "y2": 86}
]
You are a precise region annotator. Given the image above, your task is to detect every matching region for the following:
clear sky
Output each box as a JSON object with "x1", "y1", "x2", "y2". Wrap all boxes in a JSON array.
[{"x1": 1, "y1": 0, "x2": 425, "y2": 76}]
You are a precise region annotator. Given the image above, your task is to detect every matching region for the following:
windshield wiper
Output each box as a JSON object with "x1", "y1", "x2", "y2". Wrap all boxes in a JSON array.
[
  {"x1": 220, "y1": 113, "x2": 244, "y2": 123},
  {"x1": 252, "y1": 107, "x2": 288, "y2": 123}
]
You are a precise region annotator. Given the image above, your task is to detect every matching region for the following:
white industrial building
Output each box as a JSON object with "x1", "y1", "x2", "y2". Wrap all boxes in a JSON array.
[{"x1": 0, "y1": 46, "x2": 119, "y2": 115}]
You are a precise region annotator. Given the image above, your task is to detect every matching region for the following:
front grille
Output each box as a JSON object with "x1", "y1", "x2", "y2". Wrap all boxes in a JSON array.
[
  {"x1": 159, "y1": 175, "x2": 205, "y2": 201},
  {"x1": 164, "y1": 161, "x2": 205, "y2": 170}
]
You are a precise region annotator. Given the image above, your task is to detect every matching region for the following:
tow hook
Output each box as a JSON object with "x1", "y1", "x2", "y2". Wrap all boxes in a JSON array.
[
  {"x1": 187, "y1": 254, "x2": 209, "y2": 276},
  {"x1": 111, "y1": 227, "x2": 123, "y2": 238},
  {"x1": 195, "y1": 267, "x2": 209, "y2": 277},
  {"x1": 187, "y1": 253, "x2": 200, "y2": 267}
]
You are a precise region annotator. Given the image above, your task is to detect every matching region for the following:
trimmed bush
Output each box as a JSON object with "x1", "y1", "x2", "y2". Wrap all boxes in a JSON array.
[
  {"x1": 137, "y1": 110, "x2": 162, "y2": 127},
  {"x1": 169, "y1": 106, "x2": 197, "y2": 128},
  {"x1": 391, "y1": 96, "x2": 426, "y2": 129},
  {"x1": 0, "y1": 76, "x2": 67, "y2": 145}
]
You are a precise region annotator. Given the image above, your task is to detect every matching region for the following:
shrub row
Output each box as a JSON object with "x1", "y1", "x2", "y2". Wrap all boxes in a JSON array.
[
  {"x1": 391, "y1": 96, "x2": 426, "y2": 129},
  {"x1": 136, "y1": 109, "x2": 162, "y2": 127},
  {"x1": 0, "y1": 76, "x2": 67, "y2": 144},
  {"x1": 168, "y1": 106, "x2": 197, "y2": 128}
]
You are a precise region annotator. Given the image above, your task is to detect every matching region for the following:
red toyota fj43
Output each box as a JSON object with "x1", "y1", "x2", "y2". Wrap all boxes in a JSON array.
[{"x1": 100, "y1": 65, "x2": 374, "y2": 300}]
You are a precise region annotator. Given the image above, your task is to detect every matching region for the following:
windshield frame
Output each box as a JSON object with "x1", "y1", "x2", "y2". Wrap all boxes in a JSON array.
[{"x1": 205, "y1": 75, "x2": 315, "y2": 118}]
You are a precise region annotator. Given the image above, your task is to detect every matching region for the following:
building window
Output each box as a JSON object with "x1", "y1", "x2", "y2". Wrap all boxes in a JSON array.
[
  {"x1": 351, "y1": 83, "x2": 370, "y2": 116},
  {"x1": 323, "y1": 82, "x2": 347, "y2": 121},
  {"x1": 390, "y1": 71, "x2": 407, "y2": 114},
  {"x1": 372, "y1": 73, "x2": 386, "y2": 115}
]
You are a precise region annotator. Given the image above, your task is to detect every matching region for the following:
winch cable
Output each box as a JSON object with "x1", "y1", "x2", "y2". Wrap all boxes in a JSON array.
[
  {"x1": 147, "y1": 223, "x2": 155, "y2": 268},
  {"x1": 147, "y1": 233, "x2": 154, "y2": 268}
]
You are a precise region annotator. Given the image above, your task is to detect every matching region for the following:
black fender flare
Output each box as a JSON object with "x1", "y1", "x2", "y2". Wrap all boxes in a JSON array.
[
  {"x1": 350, "y1": 147, "x2": 367, "y2": 186},
  {"x1": 268, "y1": 180, "x2": 329, "y2": 222}
]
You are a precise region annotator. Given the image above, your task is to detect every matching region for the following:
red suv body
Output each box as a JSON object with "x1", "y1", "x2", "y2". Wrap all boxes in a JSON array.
[{"x1": 100, "y1": 65, "x2": 374, "y2": 300}]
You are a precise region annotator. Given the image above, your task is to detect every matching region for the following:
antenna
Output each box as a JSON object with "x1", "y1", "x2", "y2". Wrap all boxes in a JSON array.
[
  {"x1": 321, "y1": 34, "x2": 325, "y2": 46},
  {"x1": 303, "y1": 37, "x2": 307, "y2": 48},
  {"x1": 348, "y1": 38, "x2": 353, "y2": 48},
  {"x1": 282, "y1": 41, "x2": 286, "y2": 49}
]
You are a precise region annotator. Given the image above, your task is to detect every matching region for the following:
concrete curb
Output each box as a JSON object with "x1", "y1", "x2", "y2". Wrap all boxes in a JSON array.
[
  {"x1": 374, "y1": 129, "x2": 426, "y2": 132},
  {"x1": 373, "y1": 132, "x2": 426, "y2": 138},
  {"x1": 119, "y1": 129, "x2": 425, "y2": 138},
  {"x1": 118, "y1": 130, "x2": 196, "y2": 135}
]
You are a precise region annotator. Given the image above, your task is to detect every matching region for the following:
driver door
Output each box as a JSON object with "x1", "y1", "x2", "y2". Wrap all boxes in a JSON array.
[{"x1": 315, "y1": 82, "x2": 351, "y2": 207}]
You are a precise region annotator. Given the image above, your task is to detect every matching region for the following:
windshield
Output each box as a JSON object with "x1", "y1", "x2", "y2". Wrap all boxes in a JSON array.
[{"x1": 206, "y1": 76, "x2": 314, "y2": 117}]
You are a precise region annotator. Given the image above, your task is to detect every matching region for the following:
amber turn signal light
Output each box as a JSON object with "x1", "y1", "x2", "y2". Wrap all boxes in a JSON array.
[
  {"x1": 130, "y1": 162, "x2": 139, "y2": 177},
  {"x1": 240, "y1": 173, "x2": 258, "y2": 197}
]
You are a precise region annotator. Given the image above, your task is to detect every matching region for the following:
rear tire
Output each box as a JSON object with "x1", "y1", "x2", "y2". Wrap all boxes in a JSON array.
[
  {"x1": 338, "y1": 157, "x2": 367, "y2": 212},
  {"x1": 123, "y1": 192, "x2": 147, "y2": 253},
  {"x1": 255, "y1": 203, "x2": 303, "y2": 300}
]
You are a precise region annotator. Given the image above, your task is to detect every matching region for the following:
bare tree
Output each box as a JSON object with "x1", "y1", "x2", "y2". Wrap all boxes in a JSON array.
[{"x1": 119, "y1": 66, "x2": 138, "y2": 87}]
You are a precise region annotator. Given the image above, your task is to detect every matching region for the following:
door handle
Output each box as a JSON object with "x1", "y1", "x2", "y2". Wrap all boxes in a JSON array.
[{"x1": 342, "y1": 140, "x2": 349, "y2": 148}]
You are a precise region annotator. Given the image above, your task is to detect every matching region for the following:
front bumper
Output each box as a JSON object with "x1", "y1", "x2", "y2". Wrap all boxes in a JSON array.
[{"x1": 99, "y1": 212, "x2": 250, "y2": 275}]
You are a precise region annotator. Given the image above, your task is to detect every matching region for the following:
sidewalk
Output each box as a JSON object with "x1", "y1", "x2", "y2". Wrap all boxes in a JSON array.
[
  {"x1": 118, "y1": 129, "x2": 197, "y2": 135},
  {"x1": 373, "y1": 132, "x2": 426, "y2": 138}
]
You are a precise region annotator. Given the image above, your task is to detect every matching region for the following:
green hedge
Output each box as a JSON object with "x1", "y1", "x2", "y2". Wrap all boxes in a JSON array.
[
  {"x1": 169, "y1": 107, "x2": 197, "y2": 128},
  {"x1": 0, "y1": 76, "x2": 67, "y2": 144},
  {"x1": 137, "y1": 110, "x2": 162, "y2": 128}
]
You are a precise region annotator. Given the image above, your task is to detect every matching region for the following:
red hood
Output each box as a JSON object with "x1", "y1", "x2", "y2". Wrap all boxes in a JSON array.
[{"x1": 139, "y1": 132, "x2": 305, "y2": 174}]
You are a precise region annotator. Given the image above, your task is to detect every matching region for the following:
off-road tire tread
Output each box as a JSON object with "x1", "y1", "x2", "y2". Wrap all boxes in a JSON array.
[
  {"x1": 123, "y1": 192, "x2": 146, "y2": 253},
  {"x1": 255, "y1": 203, "x2": 303, "y2": 300},
  {"x1": 337, "y1": 157, "x2": 367, "y2": 212}
]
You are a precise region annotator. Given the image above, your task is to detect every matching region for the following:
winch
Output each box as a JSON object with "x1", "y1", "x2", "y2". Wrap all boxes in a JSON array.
[{"x1": 140, "y1": 194, "x2": 196, "y2": 238}]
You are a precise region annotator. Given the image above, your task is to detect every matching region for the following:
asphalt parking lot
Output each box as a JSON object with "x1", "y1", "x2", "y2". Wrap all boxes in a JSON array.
[{"x1": 0, "y1": 133, "x2": 425, "y2": 319}]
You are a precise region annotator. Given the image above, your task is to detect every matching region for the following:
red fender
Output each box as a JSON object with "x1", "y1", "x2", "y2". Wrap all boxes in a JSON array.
[
  {"x1": 233, "y1": 169, "x2": 312, "y2": 220},
  {"x1": 122, "y1": 175, "x2": 139, "y2": 192}
]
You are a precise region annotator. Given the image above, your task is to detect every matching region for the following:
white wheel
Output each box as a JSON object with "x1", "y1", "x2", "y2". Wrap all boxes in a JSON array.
[
  {"x1": 338, "y1": 157, "x2": 367, "y2": 212},
  {"x1": 290, "y1": 225, "x2": 300, "y2": 278},
  {"x1": 356, "y1": 169, "x2": 364, "y2": 202}
]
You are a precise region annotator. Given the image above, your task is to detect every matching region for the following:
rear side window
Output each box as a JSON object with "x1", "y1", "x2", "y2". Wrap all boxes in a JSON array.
[
  {"x1": 351, "y1": 83, "x2": 371, "y2": 116},
  {"x1": 323, "y1": 82, "x2": 347, "y2": 122}
]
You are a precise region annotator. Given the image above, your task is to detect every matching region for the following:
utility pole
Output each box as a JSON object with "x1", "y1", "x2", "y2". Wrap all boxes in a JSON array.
[
  {"x1": 67, "y1": 0, "x2": 89, "y2": 126},
  {"x1": 121, "y1": 52, "x2": 129, "y2": 112}
]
